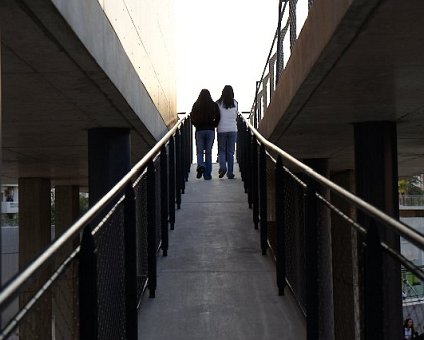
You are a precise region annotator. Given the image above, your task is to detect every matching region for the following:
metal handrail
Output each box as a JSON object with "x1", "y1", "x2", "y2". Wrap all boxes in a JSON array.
[
  {"x1": 250, "y1": 0, "x2": 289, "y2": 117},
  {"x1": 0, "y1": 114, "x2": 190, "y2": 309},
  {"x1": 241, "y1": 115, "x2": 424, "y2": 250}
]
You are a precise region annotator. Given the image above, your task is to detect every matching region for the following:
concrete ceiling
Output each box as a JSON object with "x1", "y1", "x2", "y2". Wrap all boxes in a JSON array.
[
  {"x1": 261, "y1": 0, "x2": 424, "y2": 177},
  {"x1": 1, "y1": 0, "x2": 156, "y2": 187}
]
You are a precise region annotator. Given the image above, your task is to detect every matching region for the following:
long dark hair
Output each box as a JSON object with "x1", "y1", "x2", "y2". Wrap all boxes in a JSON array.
[
  {"x1": 191, "y1": 89, "x2": 218, "y2": 127},
  {"x1": 217, "y1": 85, "x2": 235, "y2": 109},
  {"x1": 193, "y1": 89, "x2": 214, "y2": 111}
]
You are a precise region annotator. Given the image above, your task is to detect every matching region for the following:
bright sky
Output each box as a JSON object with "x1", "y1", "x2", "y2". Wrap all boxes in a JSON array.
[{"x1": 175, "y1": 0, "x2": 279, "y2": 114}]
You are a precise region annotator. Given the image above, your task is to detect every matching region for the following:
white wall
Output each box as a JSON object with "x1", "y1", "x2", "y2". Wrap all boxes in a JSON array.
[{"x1": 52, "y1": 0, "x2": 177, "y2": 139}]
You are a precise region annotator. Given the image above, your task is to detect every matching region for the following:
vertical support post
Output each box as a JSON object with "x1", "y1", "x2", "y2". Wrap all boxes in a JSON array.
[
  {"x1": 54, "y1": 186, "x2": 80, "y2": 339},
  {"x1": 276, "y1": 0, "x2": 284, "y2": 84},
  {"x1": 245, "y1": 131, "x2": 252, "y2": 197},
  {"x1": 180, "y1": 124, "x2": 186, "y2": 193},
  {"x1": 236, "y1": 116, "x2": 242, "y2": 164},
  {"x1": 330, "y1": 170, "x2": 359, "y2": 340},
  {"x1": 168, "y1": 137, "x2": 176, "y2": 230},
  {"x1": 185, "y1": 121, "x2": 191, "y2": 179},
  {"x1": 275, "y1": 156, "x2": 286, "y2": 296},
  {"x1": 259, "y1": 144, "x2": 268, "y2": 255},
  {"x1": 147, "y1": 161, "x2": 157, "y2": 298},
  {"x1": 364, "y1": 220, "x2": 383, "y2": 340},
  {"x1": 160, "y1": 146, "x2": 169, "y2": 256},
  {"x1": 124, "y1": 184, "x2": 137, "y2": 338},
  {"x1": 79, "y1": 226, "x2": 98, "y2": 340},
  {"x1": 189, "y1": 119, "x2": 193, "y2": 170},
  {"x1": 243, "y1": 123, "x2": 251, "y2": 194},
  {"x1": 305, "y1": 179, "x2": 319, "y2": 340},
  {"x1": 251, "y1": 137, "x2": 259, "y2": 228},
  {"x1": 175, "y1": 129, "x2": 182, "y2": 209},
  {"x1": 354, "y1": 121, "x2": 401, "y2": 340},
  {"x1": 19, "y1": 178, "x2": 52, "y2": 339},
  {"x1": 88, "y1": 128, "x2": 130, "y2": 207},
  {"x1": 304, "y1": 159, "x2": 335, "y2": 340}
]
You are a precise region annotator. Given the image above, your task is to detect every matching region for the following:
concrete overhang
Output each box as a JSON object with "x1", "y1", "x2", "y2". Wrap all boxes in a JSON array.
[
  {"x1": 259, "y1": 0, "x2": 424, "y2": 177},
  {"x1": 1, "y1": 0, "x2": 172, "y2": 186}
]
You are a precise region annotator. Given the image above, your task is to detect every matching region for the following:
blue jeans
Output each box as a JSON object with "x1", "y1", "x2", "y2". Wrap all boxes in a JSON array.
[
  {"x1": 217, "y1": 131, "x2": 237, "y2": 177},
  {"x1": 195, "y1": 129, "x2": 215, "y2": 178}
]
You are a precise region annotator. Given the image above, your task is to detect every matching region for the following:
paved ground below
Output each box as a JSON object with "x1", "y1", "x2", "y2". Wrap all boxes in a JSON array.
[{"x1": 138, "y1": 163, "x2": 306, "y2": 340}]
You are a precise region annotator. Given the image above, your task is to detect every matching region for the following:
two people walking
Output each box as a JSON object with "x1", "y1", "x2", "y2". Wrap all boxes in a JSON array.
[{"x1": 190, "y1": 85, "x2": 238, "y2": 180}]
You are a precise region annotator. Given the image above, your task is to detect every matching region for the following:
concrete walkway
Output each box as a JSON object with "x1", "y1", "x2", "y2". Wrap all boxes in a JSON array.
[{"x1": 138, "y1": 163, "x2": 306, "y2": 340}]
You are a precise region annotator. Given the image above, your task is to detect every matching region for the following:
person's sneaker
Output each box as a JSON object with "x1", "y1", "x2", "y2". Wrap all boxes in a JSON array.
[
  {"x1": 196, "y1": 166, "x2": 204, "y2": 179},
  {"x1": 218, "y1": 168, "x2": 227, "y2": 178},
  {"x1": 227, "y1": 174, "x2": 235, "y2": 179}
]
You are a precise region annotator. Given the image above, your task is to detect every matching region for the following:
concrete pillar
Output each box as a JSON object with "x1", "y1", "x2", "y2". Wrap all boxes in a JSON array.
[
  {"x1": 88, "y1": 128, "x2": 131, "y2": 207},
  {"x1": 18, "y1": 177, "x2": 51, "y2": 339},
  {"x1": 54, "y1": 185, "x2": 80, "y2": 339},
  {"x1": 330, "y1": 170, "x2": 360, "y2": 340},
  {"x1": 354, "y1": 121, "x2": 402, "y2": 340},
  {"x1": 304, "y1": 158, "x2": 335, "y2": 340}
]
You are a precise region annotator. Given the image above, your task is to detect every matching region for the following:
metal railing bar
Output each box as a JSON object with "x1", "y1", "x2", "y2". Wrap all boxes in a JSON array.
[
  {"x1": 0, "y1": 246, "x2": 80, "y2": 340},
  {"x1": 265, "y1": 238, "x2": 307, "y2": 317},
  {"x1": 259, "y1": 131, "x2": 307, "y2": 188},
  {"x1": 315, "y1": 193, "x2": 366, "y2": 235},
  {"x1": 91, "y1": 195, "x2": 125, "y2": 236},
  {"x1": 250, "y1": 0, "x2": 289, "y2": 116},
  {"x1": 380, "y1": 242, "x2": 424, "y2": 282},
  {"x1": 133, "y1": 168, "x2": 148, "y2": 188},
  {"x1": 283, "y1": 166, "x2": 307, "y2": 189},
  {"x1": 241, "y1": 115, "x2": 424, "y2": 250},
  {"x1": 0, "y1": 114, "x2": 190, "y2": 309}
]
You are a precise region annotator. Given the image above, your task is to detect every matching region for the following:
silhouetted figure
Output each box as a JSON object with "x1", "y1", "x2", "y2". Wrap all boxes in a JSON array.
[
  {"x1": 216, "y1": 85, "x2": 238, "y2": 179},
  {"x1": 191, "y1": 89, "x2": 220, "y2": 180}
]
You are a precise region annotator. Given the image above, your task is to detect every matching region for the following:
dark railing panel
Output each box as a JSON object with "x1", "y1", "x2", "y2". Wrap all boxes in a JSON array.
[
  {"x1": 79, "y1": 226, "x2": 98, "y2": 339},
  {"x1": 124, "y1": 184, "x2": 138, "y2": 339},
  {"x1": 95, "y1": 201, "x2": 126, "y2": 340},
  {"x1": 134, "y1": 172, "x2": 149, "y2": 303},
  {"x1": 0, "y1": 114, "x2": 191, "y2": 339},
  {"x1": 237, "y1": 114, "x2": 424, "y2": 339}
]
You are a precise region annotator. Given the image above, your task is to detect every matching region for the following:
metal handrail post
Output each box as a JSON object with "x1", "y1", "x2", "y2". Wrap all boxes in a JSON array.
[
  {"x1": 168, "y1": 136, "x2": 176, "y2": 230},
  {"x1": 275, "y1": 156, "x2": 286, "y2": 296},
  {"x1": 252, "y1": 136, "x2": 259, "y2": 228},
  {"x1": 175, "y1": 129, "x2": 182, "y2": 209},
  {"x1": 180, "y1": 125, "x2": 186, "y2": 194},
  {"x1": 304, "y1": 178, "x2": 319, "y2": 340},
  {"x1": 246, "y1": 133, "x2": 253, "y2": 207},
  {"x1": 160, "y1": 146, "x2": 169, "y2": 256},
  {"x1": 259, "y1": 143, "x2": 268, "y2": 255},
  {"x1": 147, "y1": 161, "x2": 157, "y2": 298}
]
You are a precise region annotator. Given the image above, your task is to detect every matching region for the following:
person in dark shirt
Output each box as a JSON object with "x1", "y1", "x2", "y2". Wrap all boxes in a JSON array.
[{"x1": 190, "y1": 89, "x2": 220, "y2": 180}]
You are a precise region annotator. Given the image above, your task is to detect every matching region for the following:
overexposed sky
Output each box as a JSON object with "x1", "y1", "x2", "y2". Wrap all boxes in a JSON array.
[{"x1": 175, "y1": 0, "x2": 279, "y2": 114}]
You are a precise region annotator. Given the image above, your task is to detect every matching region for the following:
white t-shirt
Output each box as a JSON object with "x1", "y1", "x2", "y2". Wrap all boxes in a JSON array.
[{"x1": 217, "y1": 99, "x2": 238, "y2": 133}]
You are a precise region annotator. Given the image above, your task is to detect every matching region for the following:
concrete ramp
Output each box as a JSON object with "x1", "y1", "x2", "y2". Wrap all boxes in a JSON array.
[{"x1": 138, "y1": 164, "x2": 306, "y2": 339}]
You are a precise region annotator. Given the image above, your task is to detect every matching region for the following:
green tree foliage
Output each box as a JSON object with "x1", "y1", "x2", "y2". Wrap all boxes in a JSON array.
[{"x1": 398, "y1": 176, "x2": 423, "y2": 195}]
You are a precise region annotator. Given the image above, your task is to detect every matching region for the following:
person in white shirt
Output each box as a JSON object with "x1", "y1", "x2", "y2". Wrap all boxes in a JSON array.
[{"x1": 216, "y1": 85, "x2": 238, "y2": 179}]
